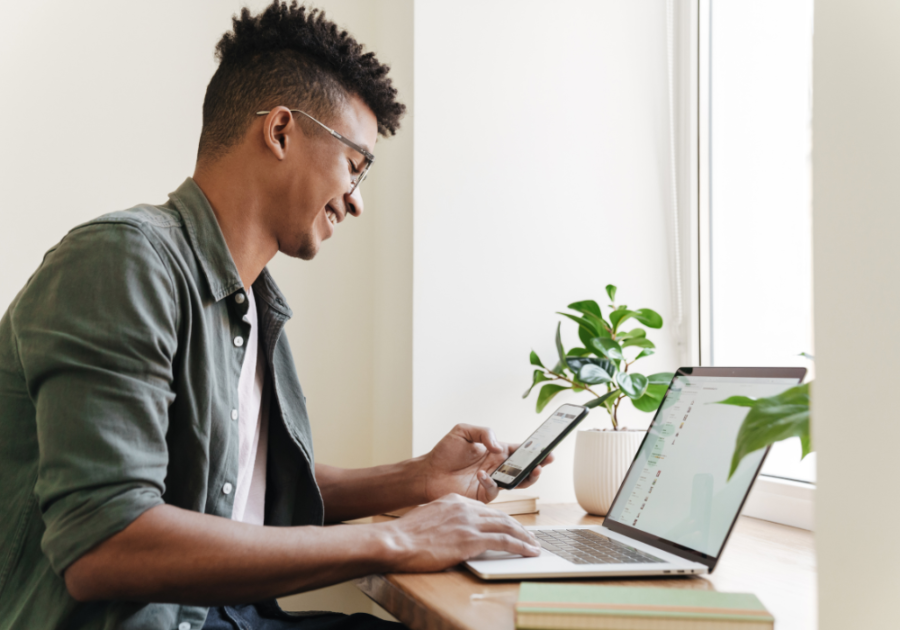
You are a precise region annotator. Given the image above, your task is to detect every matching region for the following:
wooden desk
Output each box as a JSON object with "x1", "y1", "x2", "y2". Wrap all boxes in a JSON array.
[{"x1": 356, "y1": 504, "x2": 816, "y2": 630}]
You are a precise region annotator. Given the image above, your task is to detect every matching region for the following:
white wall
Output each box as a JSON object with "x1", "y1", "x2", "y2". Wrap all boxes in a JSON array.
[
  {"x1": 412, "y1": 1, "x2": 679, "y2": 503},
  {"x1": 813, "y1": 1, "x2": 900, "y2": 627}
]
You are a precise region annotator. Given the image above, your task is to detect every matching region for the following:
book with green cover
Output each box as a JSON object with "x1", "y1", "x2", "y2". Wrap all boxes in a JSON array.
[{"x1": 516, "y1": 583, "x2": 774, "y2": 630}]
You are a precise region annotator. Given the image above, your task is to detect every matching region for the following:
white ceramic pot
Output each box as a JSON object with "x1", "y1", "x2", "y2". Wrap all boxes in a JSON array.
[{"x1": 573, "y1": 429, "x2": 646, "y2": 516}]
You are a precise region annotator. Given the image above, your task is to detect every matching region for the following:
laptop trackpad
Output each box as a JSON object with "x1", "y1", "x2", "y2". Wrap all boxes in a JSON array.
[{"x1": 468, "y1": 550, "x2": 526, "y2": 561}]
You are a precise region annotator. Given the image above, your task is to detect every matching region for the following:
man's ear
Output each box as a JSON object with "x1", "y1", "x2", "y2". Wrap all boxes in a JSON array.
[{"x1": 260, "y1": 107, "x2": 294, "y2": 161}]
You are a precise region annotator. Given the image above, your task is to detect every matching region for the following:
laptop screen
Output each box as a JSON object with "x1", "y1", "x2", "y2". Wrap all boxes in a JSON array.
[{"x1": 605, "y1": 372, "x2": 801, "y2": 559}]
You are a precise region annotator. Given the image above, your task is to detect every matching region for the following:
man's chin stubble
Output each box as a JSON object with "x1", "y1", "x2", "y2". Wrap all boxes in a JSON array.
[{"x1": 293, "y1": 234, "x2": 318, "y2": 261}]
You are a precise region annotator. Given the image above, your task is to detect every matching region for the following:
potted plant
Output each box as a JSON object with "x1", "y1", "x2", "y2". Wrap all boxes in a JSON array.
[{"x1": 524, "y1": 285, "x2": 673, "y2": 515}]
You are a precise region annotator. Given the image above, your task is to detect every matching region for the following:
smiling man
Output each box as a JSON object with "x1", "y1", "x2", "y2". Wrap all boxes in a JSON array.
[{"x1": 0, "y1": 3, "x2": 548, "y2": 630}]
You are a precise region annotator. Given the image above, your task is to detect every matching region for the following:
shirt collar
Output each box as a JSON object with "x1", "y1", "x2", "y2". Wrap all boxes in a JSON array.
[{"x1": 167, "y1": 177, "x2": 291, "y2": 317}]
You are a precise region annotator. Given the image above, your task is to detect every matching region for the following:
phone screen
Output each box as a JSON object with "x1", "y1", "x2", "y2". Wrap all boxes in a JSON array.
[{"x1": 490, "y1": 404, "x2": 589, "y2": 488}]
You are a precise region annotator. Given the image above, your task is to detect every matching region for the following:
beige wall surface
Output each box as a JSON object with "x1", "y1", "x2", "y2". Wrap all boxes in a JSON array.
[
  {"x1": 0, "y1": 0, "x2": 412, "y2": 473},
  {"x1": 0, "y1": 0, "x2": 411, "y2": 619},
  {"x1": 2, "y1": 0, "x2": 684, "y2": 619},
  {"x1": 814, "y1": 1, "x2": 900, "y2": 627}
]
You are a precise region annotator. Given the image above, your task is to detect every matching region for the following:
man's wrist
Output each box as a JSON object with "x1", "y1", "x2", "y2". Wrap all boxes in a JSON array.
[
  {"x1": 367, "y1": 520, "x2": 410, "y2": 570},
  {"x1": 403, "y1": 454, "x2": 432, "y2": 504}
]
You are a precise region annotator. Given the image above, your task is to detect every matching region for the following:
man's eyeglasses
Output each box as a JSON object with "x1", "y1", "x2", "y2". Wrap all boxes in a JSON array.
[{"x1": 256, "y1": 109, "x2": 375, "y2": 195}]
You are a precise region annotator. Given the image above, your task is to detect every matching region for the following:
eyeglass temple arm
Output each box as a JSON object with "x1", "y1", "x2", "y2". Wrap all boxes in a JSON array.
[{"x1": 255, "y1": 110, "x2": 375, "y2": 162}]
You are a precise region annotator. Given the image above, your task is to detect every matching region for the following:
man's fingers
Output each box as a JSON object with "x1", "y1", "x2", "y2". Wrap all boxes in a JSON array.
[
  {"x1": 481, "y1": 533, "x2": 541, "y2": 557},
  {"x1": 516, "y1": 465, "x2": 542, "y2": 489},
  {"x1": 454, "y1": 423, "x2": 502, "y2": 453},
  {"x1": 477, "y1": 470, "x2": 498, "y2": 490},
  {"x1": 477, "y1": 513, "x2": 538, "y2": 546},
  {"x1": 477, "y1": 470, "x2": 500, "y2": 503}
]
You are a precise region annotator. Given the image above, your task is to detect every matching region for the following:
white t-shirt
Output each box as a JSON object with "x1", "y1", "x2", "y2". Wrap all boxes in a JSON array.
[{"x1": 231, "y1": 287, "x2": 268, "y2": 525}]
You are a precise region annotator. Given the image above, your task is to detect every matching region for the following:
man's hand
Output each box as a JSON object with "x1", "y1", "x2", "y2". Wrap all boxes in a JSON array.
[
  {"x1": 379, "y1": 494, "x2": 541, "y2": 573},
  {"x1": 421, "y1": 423, "x2": 555, "y2": 504}
]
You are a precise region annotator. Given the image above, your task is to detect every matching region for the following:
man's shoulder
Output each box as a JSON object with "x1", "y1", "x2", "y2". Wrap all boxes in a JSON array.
[
  {"x1": 72, "y1": 203, "x2": 184, "y2": 235},
  {"x1": 55, "y1": 203, "x2": 189, "y2": 265}
]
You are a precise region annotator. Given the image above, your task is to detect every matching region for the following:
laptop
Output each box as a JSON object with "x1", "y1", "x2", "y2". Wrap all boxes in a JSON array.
[{"x1": 465, "y1": 366, "x2": 806, "y2": 580}]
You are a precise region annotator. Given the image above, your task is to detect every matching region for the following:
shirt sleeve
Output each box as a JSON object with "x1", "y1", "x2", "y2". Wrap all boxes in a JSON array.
[{"x1": 13, "y1": 221, "x2": 178, "y2": 575}]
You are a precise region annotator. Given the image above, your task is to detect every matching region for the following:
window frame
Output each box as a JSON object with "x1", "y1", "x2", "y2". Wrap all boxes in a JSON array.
[{"x1": 683, "y1": 0, "x2": 815, "y2": 530}]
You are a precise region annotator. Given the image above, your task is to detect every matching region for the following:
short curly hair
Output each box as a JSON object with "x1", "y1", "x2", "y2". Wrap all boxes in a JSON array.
[{"x1": 198, "y1": 1, "x2": 406, "y2": 161}]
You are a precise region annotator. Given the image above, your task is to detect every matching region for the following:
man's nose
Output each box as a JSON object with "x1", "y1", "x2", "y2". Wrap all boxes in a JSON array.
[{"x1": 344, "y1": 187, "x2": 364, "y2": 217}]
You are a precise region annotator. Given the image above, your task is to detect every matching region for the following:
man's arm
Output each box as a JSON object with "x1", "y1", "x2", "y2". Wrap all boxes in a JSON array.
[
  {"x1": 64, "y1": 495, "x2": 540, "y2": 604},
  {"x1": 316, "y1": 459, "x2": 428, "y2": 523},
  {"x1": 317, "y1": 424, "x2": 554, "y2": 523}
]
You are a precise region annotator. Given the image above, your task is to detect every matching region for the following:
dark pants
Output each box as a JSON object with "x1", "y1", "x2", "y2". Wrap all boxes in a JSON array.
[{"x1": 202, "y1": 600, "x2": 406, "y2": 630}]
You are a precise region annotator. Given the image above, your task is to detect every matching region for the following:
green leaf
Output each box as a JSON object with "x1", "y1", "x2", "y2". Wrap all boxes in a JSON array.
[
  {"x1": 585, "y1": 389, "x2": 620, "y2": 409},
  {"x1": 585, "y1": 313, "x2": 612, "y2": 336},
  {"x1": 568, "y1": 356, "x2": 616, "y2": 376},
  {"x1": 616, "y1": 372, "x2": 649, "y2": 399},
  {"x1": 554, "y1": 322, "x2": 567, "y2": 372},
  {"x1": 577, "y1": 324, "x2": 594, "y2": 348},
  {"x1": 635, "y1": 349, "x2": 655, "y2": 360},
  {"x1": 589, "y1": 337, "x2": 624, "y2": 361},
  {"x1": 723, "y1": 383, "x2": 812, "y2": 479},
  {"x1": 800, "y1": 433, "x2": 812, "y2": 458},
  {"x1": 567, "y1": 300, "x2": 603, "y2": 320},
  {"x1": 631, "y1": 383, "x2": 668, "y2": 412},
  {"x1": 567, "y1": 347, "x2": 590, "y2": 357},
  {"x1": 557, "y1": 312, "x2": 600, "y2": 337},
  {"x1": 609, "y1": 309, "x2": 637, "y2": 332},
  {"x1": 529, "y1": 350, "x2": 545, "y2": 368},
  {"x1": 536, "y1": 383, "x2": 570, "y2": 413},
  {"x1": 633, "y1": 308, "x2": 663, "y2": 329},
  {"x1": 617, "y1": 328, "x2": 647, "y2": 341},
  {"x1": 647, "y1": 372, "x2": 674, "y2": 385},
  {"x1": 566, "y1": 356, "x2": 596, "y2": 372},
  {"x1": 578, "y1": 364, "x2": 614, "y2": 385},
  {"x1": 622, "y1": 337, "x2": 656, "y2": 349},
  {"x1": 606, "y1": 285, "x2": 617, "y2": 302},
  {"x1": 596, "y1": 358, "x2": 616, "y2": 376},
  {"x1": 523, "y1": 370, "x2": 552, "y2": 398}
]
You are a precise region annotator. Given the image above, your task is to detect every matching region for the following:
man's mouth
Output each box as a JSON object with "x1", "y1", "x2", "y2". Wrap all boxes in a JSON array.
[{"x1": 325, "y1": 204, "x2": 340, "y2": 226}]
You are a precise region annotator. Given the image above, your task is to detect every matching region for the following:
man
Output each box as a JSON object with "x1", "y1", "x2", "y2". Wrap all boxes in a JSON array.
[{"x1": 0, "y1": 3, "x2": 549, "y2": 629}]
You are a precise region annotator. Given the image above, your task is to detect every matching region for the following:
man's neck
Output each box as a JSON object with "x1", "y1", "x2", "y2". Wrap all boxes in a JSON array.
[{"x1": 192, "y1": 160, "x2": 278, "y2": 290}]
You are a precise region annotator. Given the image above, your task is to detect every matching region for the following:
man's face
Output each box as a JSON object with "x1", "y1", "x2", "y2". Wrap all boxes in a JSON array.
[{"x1": 269, "y1": 94, "x2": 378, "y2": 260}]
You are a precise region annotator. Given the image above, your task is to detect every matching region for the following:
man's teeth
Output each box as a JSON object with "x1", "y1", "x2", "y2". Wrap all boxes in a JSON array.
[{"x1": 326, "y1": 208, "x2": 338, "y2": 225}]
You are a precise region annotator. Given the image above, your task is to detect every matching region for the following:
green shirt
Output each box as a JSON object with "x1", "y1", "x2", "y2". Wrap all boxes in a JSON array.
[{"x1": 0, "y1": 178, "x2": 324, "y2": 630}]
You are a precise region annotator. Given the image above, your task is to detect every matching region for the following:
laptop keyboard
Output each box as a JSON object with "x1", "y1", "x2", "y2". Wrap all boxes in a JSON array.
[{"x1": 534, "y1": 529, "x2": 665, "y2": 565}]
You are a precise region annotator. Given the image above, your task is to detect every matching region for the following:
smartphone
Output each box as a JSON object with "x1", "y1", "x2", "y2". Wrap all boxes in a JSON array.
[{"x1": 490, "y1": 403, "x2": 590, "y2": 489}]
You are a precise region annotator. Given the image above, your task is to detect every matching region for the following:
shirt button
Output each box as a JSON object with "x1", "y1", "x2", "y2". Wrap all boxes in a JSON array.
[
  {"x1": 223, "y1": 482, "x2": 233, "y2": 495},
  {"x1": 231, "y1": 409, "x2": 238, "y2": 421},
  {"x1": 235, "y1": 293, "x2": 246, "y2": 304},
  {"x1": 178, "y1": 623, "x2": 191, "y2": 630},
  {"x1": 234, "y1": 336, "x2": 244, "y2": 347}
]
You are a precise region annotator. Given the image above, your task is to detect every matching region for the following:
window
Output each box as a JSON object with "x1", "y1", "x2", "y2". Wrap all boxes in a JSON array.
[{"x1": 701, "y1": 0, "x2": 815, "y2": 486}]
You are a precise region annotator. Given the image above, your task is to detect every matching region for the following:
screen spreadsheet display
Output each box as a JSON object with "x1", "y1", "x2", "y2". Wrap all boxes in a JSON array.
[{"x1": 606, "y1": 375, "x2": 799, "y2": 558}]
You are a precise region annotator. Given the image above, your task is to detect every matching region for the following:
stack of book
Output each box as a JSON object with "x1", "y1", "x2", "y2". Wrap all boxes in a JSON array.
[
  {"x1": 516, "y1": 583, "x2": 774, "y2": 630},
  {"x1": 384, "y1": 490, "x2": 538, "y2": 517}
]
